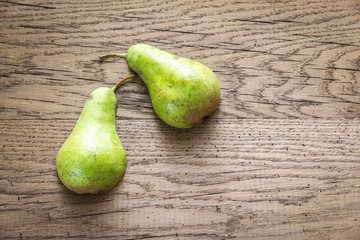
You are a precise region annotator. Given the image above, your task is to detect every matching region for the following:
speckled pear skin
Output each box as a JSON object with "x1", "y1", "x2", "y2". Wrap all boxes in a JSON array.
[
  {"x1": 56, "y1": 87, "x2": 126, "y2": 194},
  {"x1": 126, "y1": 44, "x2": 220, "y2": 128}
]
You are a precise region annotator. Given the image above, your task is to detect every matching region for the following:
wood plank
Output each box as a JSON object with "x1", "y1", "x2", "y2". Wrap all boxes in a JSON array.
[
  {"x1": 1, "y1": 0, "x2": 360, "y2": 119},
  {"x1": 1, "y1": 119, "x2": 359, "y2": 239}
]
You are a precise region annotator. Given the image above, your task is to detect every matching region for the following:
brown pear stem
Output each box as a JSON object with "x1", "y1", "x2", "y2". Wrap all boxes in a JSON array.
[
  {"x1": 99, "y1": 53, "x2": 127, "y2": 60},
  {"x1": 111, "y1": 75, "x2": 135, "y2": 93}
]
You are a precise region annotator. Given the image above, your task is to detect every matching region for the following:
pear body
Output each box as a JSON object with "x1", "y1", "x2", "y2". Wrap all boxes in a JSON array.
[
  {"x1": 56, "y1": 87, "x2": 126, "y2": 194},
  {"x1": 125, "y1": 44, "x2": 220, "y2": 128}
]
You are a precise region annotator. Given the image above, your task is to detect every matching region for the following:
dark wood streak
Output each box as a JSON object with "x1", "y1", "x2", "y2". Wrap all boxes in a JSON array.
[{"x1": 0, "y1": 0, "x2": 56, "y2": 9}]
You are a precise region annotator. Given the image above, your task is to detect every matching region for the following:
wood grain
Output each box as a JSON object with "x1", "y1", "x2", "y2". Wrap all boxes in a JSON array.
[
  {"x1": 0, "y1": 0, "x2": 359, "y2": 119},
  {"x1": 1, "y1": 0, "x2": 360, "y2": 239},
  {"x1": 1, "y1": 119, "x2": 360, "y2": 239}
]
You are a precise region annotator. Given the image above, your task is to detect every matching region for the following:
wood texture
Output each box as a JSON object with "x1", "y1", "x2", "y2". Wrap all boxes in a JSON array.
[
  {"x1": 1, "y1": 0, "x2": 360, "y2": 239},
  {"x1": 0, "y1": 0, "x2": 359, "y2": 119},
  {"x1": 1, "y1": 119, "x2": 360, "y2": 239}
]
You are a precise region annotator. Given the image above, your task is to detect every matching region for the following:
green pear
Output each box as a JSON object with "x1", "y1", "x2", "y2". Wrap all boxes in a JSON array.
[
  {"x1": 100, "y1": 44, "x2": 220, "y2": 128},
  {"x1": 56, "y1": 75, "x2": 133, "y2": 194}
]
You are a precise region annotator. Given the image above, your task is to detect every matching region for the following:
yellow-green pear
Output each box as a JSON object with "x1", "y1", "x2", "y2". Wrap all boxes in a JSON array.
[
  {"x1": 56, "y1": 76, "x2": 133, "y2": 194},
  {"x1": 100, "y1": 44, "x2": 220, "y2": 128}
]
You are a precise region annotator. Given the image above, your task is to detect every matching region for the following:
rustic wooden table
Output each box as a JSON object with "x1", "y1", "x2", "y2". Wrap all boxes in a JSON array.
[{"x1": 1, "y1": 0, "x2": 360, "y2": 239}]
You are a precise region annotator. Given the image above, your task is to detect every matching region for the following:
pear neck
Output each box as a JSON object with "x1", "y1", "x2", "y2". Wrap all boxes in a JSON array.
[{"x1": 77, "y1": 88, "x2": 117, "y2": 127}]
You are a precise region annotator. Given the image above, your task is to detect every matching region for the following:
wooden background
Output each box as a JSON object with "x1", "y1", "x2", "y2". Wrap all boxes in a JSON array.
[{"x1": 1, "y1": 0, "x2": 360, "y2": 239}]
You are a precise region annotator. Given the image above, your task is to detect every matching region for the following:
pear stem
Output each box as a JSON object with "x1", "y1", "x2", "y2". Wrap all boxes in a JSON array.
[
  {"x1": 99, "y1": 53, "x2": 127, "y2": 60},
  {"x1": 111, "y1": 75, "x2": 135, "y2": 93}
]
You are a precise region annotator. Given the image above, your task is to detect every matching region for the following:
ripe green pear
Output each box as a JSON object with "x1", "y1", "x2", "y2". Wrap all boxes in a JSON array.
[
  {"x1": 100, "y1": 44, "x2": 220, "y2": 128},
  {"x1": 56, "y1": 76, "x2": 133, "y2": 194}
]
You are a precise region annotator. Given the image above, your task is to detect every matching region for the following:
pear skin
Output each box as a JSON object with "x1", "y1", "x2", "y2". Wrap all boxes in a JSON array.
[
  {"x1": 56, "y1": 76, "x2": 133, "y2": 194},
  {"x1": 101, "y1": 44, "x2": 220, "y2": 128}
]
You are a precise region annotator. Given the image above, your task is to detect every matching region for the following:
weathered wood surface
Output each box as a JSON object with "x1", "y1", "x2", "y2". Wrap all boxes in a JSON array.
[
  {"x1": 0, "y1": 0, "x2": 359, "y2": 119},
  {"x1": 1, "y1": 0, "x2": 360, "y2": 239},
  {"x1": 1, "y1": 119, "x2": 360, "y2": 239}
]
